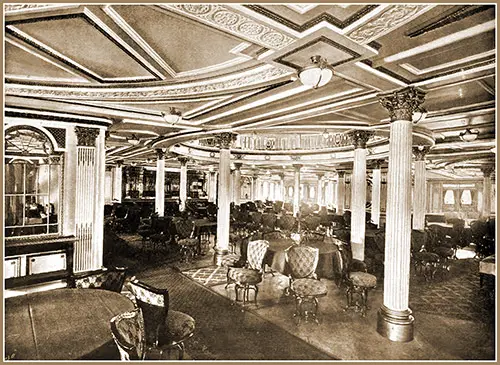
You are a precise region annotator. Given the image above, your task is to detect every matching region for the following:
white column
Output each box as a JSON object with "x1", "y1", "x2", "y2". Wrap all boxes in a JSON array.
[
  {"x1": 293, "y1": 164, "x2": 302, "y2": 216},
  {"x1": 349, "y1": 131, "x2": 372, "y2": 261},
  {"x1": 234, "y1": 163, "x2": 242, "y2": 205},
  {"x1": 378, "y1": 86, "x2": 425, "y2": 342},
  {"x1": 73, "y1": 126, "x2": 104, "y2": 272},
  {"x1": 215, "y1": 133, "x2": 236, "y2": 265},
  {"x1": 371, "y1": 162, "x2": 382, "y2": 227},
  {"x1": 112, "y1": 162, "x2": 123, "y2": 203},
  {"x1": 412, "y1": 147, "x2": 430, "y2": 231},
  {"x1": 336, "y1": 171, "x2": 346, "y2": 214},
  {"x1": 481, "y1": 166, "x2": 494, "y2": 218},
  {"x1": 155, "y1": 149, "x2": 165, "y2": 217},
  {"x1": 179, "y1": 157, "x2": 188, "y2": 212},
  {"x1": 279, "y1": 173, "x2": 286, "y2": 201},
  {"x1": 316, "y1": 173, "x2": 324, "y2": 207}
]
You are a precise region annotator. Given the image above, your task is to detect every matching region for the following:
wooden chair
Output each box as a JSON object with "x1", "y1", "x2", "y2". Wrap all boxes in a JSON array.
[
  {"x1": 110, "y1": 309, "x2": 145, "y2": 360},
  {"x1": 127, "y1": 279, "x2": 195, "y2": 360},
  {"x1": 174, "y1": 219, "x2": 198, "y2": 262},
  {"x1": 70, "y1": 266, "x2": 127, "y2": 293},
  {"x1": 226, "y1": 240, "x2": 269, "y2": 306},
  {"x1": 285, "y1": 245, "x2": 327, "y2": 325}
]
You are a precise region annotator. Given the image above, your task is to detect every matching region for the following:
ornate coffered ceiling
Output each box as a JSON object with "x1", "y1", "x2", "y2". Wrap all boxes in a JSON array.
[{"x1": 3, "y1": 3, "x2": 496, "y2": 180}]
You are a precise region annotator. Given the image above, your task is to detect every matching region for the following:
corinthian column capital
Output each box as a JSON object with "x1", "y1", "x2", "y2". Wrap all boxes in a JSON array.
[
  {"x1": 481, "y1": 165, "x2": 495, "y2": 177},
  {"x1": 216, "y1": 132, "x2": 237, "y2": 149},
  {"x1": 348, "y1": 130, "x2": 374, "y2": 149},
  {"x1": 379, "y1": 87, "x2": 426, "y2": 122},
  {"x1": 412, "y1": 145, "x2": 431, "y2": 161}
]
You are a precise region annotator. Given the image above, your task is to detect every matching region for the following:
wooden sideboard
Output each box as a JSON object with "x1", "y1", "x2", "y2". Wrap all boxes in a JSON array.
[{"x1": 5, "y1": 235, "x2": 76, "y2": 289}]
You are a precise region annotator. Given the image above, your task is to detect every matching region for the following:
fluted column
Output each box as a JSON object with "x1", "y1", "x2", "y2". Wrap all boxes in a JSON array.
[
  {"x1": 155, "y1": 149, "x2": 165, "y2": 217},
  {"x1": 112, "y1": 160, "x2": 123, "y2": 203},
  {"x1": 336, "y1": 171, "x2": 346, "y2": 214},
  {"x1": 233, "y1": 163, "x2": 242, "y2": 205},
  {"x1": 481, "y1": 165, "x2": 494, "y2": 218},
  {"x1": 349, "y1": 131, "x2": 373, "y2": 261},
  {"x1": 412, "y1": 146, "x2": 430, "y2": 231},
  {"x1": 215, "y1": 132, "x2": 237, "y2": 265},
  {"x1": 279, "y1": 173, "x2": 286, "y2": 201},
  {"x1": 252, "y1": 175, "x2": 258, "y2": 200},
  {"x1": 378, "y1": 86, "x2": 425, "y2": 342},
  {"x1": 208, "y1": 168, "x2": 217, "y2": 203},
  {"x1": 316, "y1": 173, "x2": 324, "y2": 207},
  {"x1": 371, "y1": 160, "x2": 383, "y2": 227},
  {"x1": 178, "y1": 157, "x2": 189, "y2": 212},
  {"x1": 293, "y1": 164, "x2": 302, "y2": 216}
]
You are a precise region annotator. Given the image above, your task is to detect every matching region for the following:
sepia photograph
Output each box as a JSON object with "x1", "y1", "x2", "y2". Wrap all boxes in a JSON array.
[{"x1": 3, "y1": 2, "x2": 496, "y2": 361}]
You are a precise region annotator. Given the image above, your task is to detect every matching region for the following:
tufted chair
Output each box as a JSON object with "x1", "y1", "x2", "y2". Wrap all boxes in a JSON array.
[
  {"x1": 285, "y1": 245, "x2": 327, "y2": 325},
  {"x1": 71, "y1": 266, "x2": 127, "y2": 293},
  {"x1": 110, "y1": 309, "x2": 145, "y2": 360},
  {"x1": 174, "y1": 219, "x2": 198, "y2": 262},
  {"x1": 226, "y1": 240, "x2": 269, "y2": 306},
  {"x1": 277, "y1": 214, "x2": 297, "y2": 234},
  {"x1": 127, "y1": 280, "x2": 195, "y2": 360}
]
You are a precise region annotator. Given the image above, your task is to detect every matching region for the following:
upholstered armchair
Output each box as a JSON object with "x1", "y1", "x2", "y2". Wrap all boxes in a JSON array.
[
  {"x1": 70, "y1": 266, "x2": 128, "y2": 293},
  {"x1": 174, "y1": 219, "x2": 198, "y2": 262},
  {"x1": 285, "y1": 245, "x2": 327, "y2": 324},
  {"x1": 110, "y1": 309, "x2": 145, "y2": 361},
  {"x1": 226, "y1": 239, "x2": 269, "y2": 306},
  {"x1": 127, "y1": 280, "x2": 195, "y2": 360}
]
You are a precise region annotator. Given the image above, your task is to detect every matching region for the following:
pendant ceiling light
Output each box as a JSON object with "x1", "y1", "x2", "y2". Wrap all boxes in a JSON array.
[
  {"x1": 459, "y1": 128, "x2": 479, "y2": 142},
  {"x1": 298, "y1": 55, "x2": 333, "y2": 89},
  {"x1": 127, "y1": 134, "x2": 140, "y2": 145},
  {"x1": 162, "y1": 107, "x2": 182, "y2": 124}
]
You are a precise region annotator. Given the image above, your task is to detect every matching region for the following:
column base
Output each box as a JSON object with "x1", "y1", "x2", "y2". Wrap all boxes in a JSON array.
[
  {"x1": 350, "y1": 241, "x2": 364, "y2": 261},
  {"x1": 213, "y1": 249, "x2": 229, "y2": 266},
  {"x1": 377, "y1": 305, "x2": 414, "y2": 342}
]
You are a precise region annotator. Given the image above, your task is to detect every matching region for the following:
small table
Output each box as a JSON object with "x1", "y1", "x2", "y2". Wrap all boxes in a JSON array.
[
  {"x1": 264, "y1": 238, "x2": 339, "y2": 279},
  {"x1": 5, "y1": 288, "x2": 134, "y2": 360},
  {"x1": 192, "y1": 218, "x2": 217, "y2": 255}
]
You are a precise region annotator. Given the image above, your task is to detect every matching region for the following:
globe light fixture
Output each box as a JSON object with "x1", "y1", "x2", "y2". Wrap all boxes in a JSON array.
[
  {"x1": 127, "y1": 134, "x2": 140, "y2": 145},
  {"x1": 162, "y1": 107, "x2": 182, "y2": 124},
  {"x1": 412, "y1": 106, "x2": 428, "y2": 123},
  {"x1": 459, "y1": 128, "x2": 479, "y2": 142},
  {"x1": 298, "y1": 55, "x2": 333, "y2": 89}
]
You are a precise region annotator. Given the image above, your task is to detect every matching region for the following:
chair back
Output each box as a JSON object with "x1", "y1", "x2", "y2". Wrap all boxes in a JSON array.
[
  {"x1": 175, "y1": 219, "x2": 195, "y2": 239},
  {"x1": 285, "y1": 245, "x2": 319, "y2": 279},
  {"x1": 127, "y1": 280, "x2": 169, "y2": 347},
  {"x1": 110, "y1": 309, "x2": 145, "y2": 360},
  {"x1": 261, "y1": 213, "x2": 277, "y2": 230},
  {"x1": 246, "y1": 240, "x2": 269, "y2": 271},
  {"x1": 71, "y1": 266, "x2": 127, "y2": 293},
  {"x1": 303, "y1": 215, "x2": 321, "y2": 231},
  {"x1": 277, "y1": 215, "x2": 296, "y2": 232}
]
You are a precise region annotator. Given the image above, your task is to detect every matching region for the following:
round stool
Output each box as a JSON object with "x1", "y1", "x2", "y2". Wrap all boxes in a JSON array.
[{"x1": 344, "y1": 271, "x2": 377, "y2": 317}]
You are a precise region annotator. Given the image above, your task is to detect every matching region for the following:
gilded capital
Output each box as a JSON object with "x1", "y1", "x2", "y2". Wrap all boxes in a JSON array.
[
  {"x1": 348, "y1": 130, "x2": 374, "y2": 149},
  {"x1": 234, "y1": 162, "x2": 242, "y2": 170},
  {"x1": 337, "y1": 171, "x2": 346, "y2": 178},
  {"x1": 75, "y1": 126, "x2": 99, "y2": 147},
  {"x1": 216, "y1": 132, "x2": 237, "y2": 149},
  {"x1": 178, "y1": 156, "x2": 189, "y2": 166},
  {"x1": 371, "y1": 159, "x2": 384, "y2": 169},
  {"x1": 379, "y1": 87, "x2": 426, "y2": 122},
  {"x1": 156, "y1": 148, "x2": 165, "y2": 159},
  {"x1": 412, "y1": 145, "x2": 431, "y2": 161},
  {"x1": 292, "y1": 164, "x2": 302, "y2": 171},
  {"x1": 481, "y1": 165, "x2": 495, "y2": 177}
]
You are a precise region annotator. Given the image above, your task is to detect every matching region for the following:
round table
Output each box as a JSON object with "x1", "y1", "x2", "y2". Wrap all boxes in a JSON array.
[
  {"x1": 5, "y1": 288, "x2": 134, "y2": 360},
  {"x1": 264, "y1": 238, "x2": 339, "y2": 279}
]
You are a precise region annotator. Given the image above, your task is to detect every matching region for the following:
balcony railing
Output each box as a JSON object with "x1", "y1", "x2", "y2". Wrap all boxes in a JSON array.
[{"x1": 198, "y1": 133, "x2": 353, "y2": 151}]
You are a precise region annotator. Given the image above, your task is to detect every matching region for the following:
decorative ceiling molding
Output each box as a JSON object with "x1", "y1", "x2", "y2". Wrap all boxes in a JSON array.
[
  {"x1": 4, "y1": 4, "x2": 78, "y2": 13},
  {"x1": 405, "y1": 5, "x2": 492, "y2": 38},
  {"x1": 347, "y1": 4, "x2": 431, "y2": 44},
  {"x1": 5, "y1": 65, "x2": 292, "y2": 100},
  {"x1": 284, "y1": 4, "x2": 319, "y2": 15},
  {"x1": 244, "y1": 5, "x2": 378, "y2": 33},
  {"x1": 159, "y1": 4, "x2": 295, "y2": 50}
]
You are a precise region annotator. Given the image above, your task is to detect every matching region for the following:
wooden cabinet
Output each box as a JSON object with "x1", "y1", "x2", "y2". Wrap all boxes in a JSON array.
[{"x1": 5, "y1": 235, "x2": 75, "y2": 289}]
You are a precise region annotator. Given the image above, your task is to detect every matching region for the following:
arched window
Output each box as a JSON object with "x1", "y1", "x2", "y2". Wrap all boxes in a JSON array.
[
  {"x1": 444, "y1": 189, "x2": 455, "y2": 205},
  {"x1": 460, "y1": 190, "x2": 472, "y2": 205},
  {"x1": 4, "y1": 126, "x2": 62, "y2": 237}
]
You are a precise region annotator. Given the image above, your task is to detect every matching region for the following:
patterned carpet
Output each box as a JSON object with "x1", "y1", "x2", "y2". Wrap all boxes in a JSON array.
[
  {"x1": 409, "y1": 258, "x2": 495, "y2": 324},
  {"x1": 135, "y1": 266, "x2": 335, "y2": 360},
  {"x1": 182, "y1": 266, "x2": 230, "y2": 287}
]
